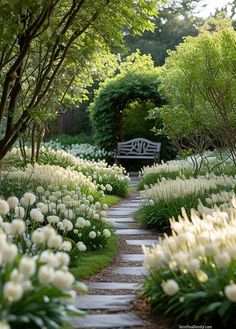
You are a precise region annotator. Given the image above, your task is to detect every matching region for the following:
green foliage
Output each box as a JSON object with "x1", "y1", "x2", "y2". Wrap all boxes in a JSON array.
[
  {"x1": 154, "y1": 15, "x2": 236, "y2": 156},
  {"x1": 0, "y1": 176, "x2": 32, "y2": 200},
  {"x1": 142, "y1": 265, "x2": 236, "y2": 328},
  {"x1": 125, "y1": 0, "x2": 201, "y2": 65},
  {"x1": 7, "y1": 286, "x2": 83, "y2": 329},
  {"x1": 121, "y1": 100, "x2": 156, "y2": 140},
  {"x1": 137, "y1": 170, "x2": 192, "y2": 190},
  {"x1": 0, "y1": 0, "x2": 161, "y2": 159},
  {"x1": 135, "y1": 194, "x2": 200, "y2": 230},
  {"x1": 90, "y1": 52, "x2": 164, "y2": 151},
  {"x1": 47, "y1": 133, "x2": 94, "y2": 146}
]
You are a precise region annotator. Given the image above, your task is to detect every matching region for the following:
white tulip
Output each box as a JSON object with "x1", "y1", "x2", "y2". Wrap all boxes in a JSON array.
[
  {"x1": 38, "y1": 265, "x2": 55, "y2": 284},
  {"x1": 3, "y1": 281, "x2": 24, "y2": 301},
  {"x1": 53, "y1": 270, "x2": 75, "y2": 290},
  {"x1": 14, "y1": 206, "x2": 25, "y2": 219},
  {"x1": 19, "y1": 257, "x2": 36, "y2": 278},
  {"x1": 103, "y1": 229, "x2": 111, "y2": 238},
  {"x1": 11, "y1": 219, "x2": 25, "y2": 235},
  {"x1": 225, "y1": 282, "x2": 236, "y2": 302},
  {"x1": 161, "y1": 280, "x2": 179, "y2": 296},
  {"x1": 0, "y1": 199, "x2": 9, "y2": 216},
  {"x1": 214, "y1": 251, "x2": 231, "y2": 268},
  {"x1": 30, "y1": 208, "x2": 44, "y2": 222},
  {"x1": 77, "y1": 241, "x2": 87, "y2": 251},
  {"x1": 7, "y1": 196, "x2": 19, "y2": 209},
  {"x1": 32, "y1": 230, "x2": 45, "y2": 245}
]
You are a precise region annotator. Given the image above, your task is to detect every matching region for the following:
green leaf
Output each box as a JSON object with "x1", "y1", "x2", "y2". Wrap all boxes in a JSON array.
[
  {"x1": 194, "y1": 302, "x2": 222, "y2": 321},
  {"x1": 218, "y1": 300, "x2": 231, "y2": 317},
  {"x1": 74, "y1": 281, "x2": 88, "y2": 294}
]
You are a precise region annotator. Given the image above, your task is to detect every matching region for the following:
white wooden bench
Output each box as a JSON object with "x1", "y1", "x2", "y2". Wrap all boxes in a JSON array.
[{"x1": 114, "y1": 138, "x2": 161, "y2": 163}]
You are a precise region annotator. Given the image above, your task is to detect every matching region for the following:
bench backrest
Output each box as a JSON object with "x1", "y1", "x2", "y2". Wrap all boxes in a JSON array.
[{"x1": 117, "y1": 138, "x2": 161, "y2": 156}]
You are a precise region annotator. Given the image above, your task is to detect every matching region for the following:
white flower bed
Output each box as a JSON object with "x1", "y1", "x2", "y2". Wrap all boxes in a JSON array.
[
  {"x1": 0, "y1": 189, "x2": 89, "y2": 328},
  {"x1": 3, "y1": 163, "x2": 101, "y2": 197},
  {"x1": 142, "y1": 202, "x2": 236, "y2": 326},
  {"x1": 0, "y1": 230, "x2": 83, "y2": 328},
  {"x1": 8, "y1": 147, "x2": 130, "y2": 197},
  {"x1": 140, "y1": 175, "x2": 236, "y2": 205},
  {"x1": 0, "y1": 187, "x2": 112, "y2": 252},
  {"x1": 140, "y1": 160, "x2": 193, "y2": 177},
  {"x1": 44, "y1": 140, "x2": 112, "y2": 160}
]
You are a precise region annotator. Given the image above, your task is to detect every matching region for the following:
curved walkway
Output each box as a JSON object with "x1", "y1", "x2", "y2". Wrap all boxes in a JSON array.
[{"x1": 72, "y1": 173, "x2": 159, "y2": 329}]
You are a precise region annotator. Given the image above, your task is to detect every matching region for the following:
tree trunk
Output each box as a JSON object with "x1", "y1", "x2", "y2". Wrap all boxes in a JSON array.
[{"x1": 0, "y1": 115, "x2": 30, "y2": 160}]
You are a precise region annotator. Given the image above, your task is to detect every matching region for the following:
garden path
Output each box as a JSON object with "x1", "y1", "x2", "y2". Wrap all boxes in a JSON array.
[{"x1": 71, "y1": 173, "x2": 160, "y2": 329}]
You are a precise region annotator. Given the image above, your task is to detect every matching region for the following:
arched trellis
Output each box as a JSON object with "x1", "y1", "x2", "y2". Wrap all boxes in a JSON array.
[{"x1": 90, "y1": 70, "x2": 164, "y2": 151}]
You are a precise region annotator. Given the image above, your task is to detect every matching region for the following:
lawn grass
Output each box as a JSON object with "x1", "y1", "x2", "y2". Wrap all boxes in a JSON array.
[
  {"x1": 100, "y1": 194, "x2": 121, "y2": 206},
  {"x1": 70, "y1": 233, "x2": 118, "y2": 280}
]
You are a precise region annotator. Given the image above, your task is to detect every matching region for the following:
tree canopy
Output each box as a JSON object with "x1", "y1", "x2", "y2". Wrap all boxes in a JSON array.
[
  {"x1": 125, "y1": 0, "x2": 203, "y2": 65},
  {"x1": 153, "y1": 15, "x2": 236, "y2": 157},
  {"x1": 0, "y1": 0, "x2": 160, "y2": 159}
]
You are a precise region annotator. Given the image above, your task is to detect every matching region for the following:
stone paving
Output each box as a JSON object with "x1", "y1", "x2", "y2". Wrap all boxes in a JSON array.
[{"x1": 72, "y1": 174, "x2": 158, "y2": 329}]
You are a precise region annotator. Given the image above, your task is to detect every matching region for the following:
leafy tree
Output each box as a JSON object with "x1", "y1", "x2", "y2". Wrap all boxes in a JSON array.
[
  {"x1": 125, "y1": 0, "x2": 203, "y2": 65},
  {"x1": 154, "y1": 15, "x2": 236, "y2": 161},
  {"x1": 0, "y1": 0, "x2": 160, "y2": 160}
]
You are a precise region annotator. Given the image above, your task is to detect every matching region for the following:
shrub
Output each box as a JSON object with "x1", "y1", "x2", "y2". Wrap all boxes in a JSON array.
[
  {"x1": 47, "y1": 133, "x2": 94, "y2": 146},
  {"x1": 90, "y1": 53, "x2": 164, "y2": 152}
]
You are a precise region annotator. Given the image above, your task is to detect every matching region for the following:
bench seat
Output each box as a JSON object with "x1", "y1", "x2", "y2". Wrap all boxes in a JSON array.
[{"x1": 114, "y1": 138, "x2": 161, "y2": 163}]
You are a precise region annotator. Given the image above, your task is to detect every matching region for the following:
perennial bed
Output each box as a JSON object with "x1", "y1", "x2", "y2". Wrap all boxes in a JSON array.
[
  {"x1": 6, "y1": 147, "x2": 130, "y2": 197},
  {"x1": 0, "y1": 152, "x2": 130, "y2": 328},
  {"x1": 0, "y1": 195, "x2": 85, "y2": 329},
  {"x1": 138, "y1": 155, "x2": 236, "y2": 230},
  {"x1": 138, "y1": 156, "x2": 236, "y2": 328},
  {"x1": 142, "y1": 204, "x2": 236, "y2": 328}
]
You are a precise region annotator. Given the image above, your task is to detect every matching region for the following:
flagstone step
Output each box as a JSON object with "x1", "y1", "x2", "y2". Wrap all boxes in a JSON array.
[
  {"x1": 71, "y1": 312, "x2": 144, "y2": 328},
  {"x1": 111, "y1": 208, "x2": 138, "y2": 212},
  {"x1": 112, "y1": 205, "x2": 139, "y2": 209},
  {"x1": 113, "y1": 222, "x2": 140, "y2": 229},
  {"x1": 108, "y1": 217, "x2": 135, "y2": 222},
  {"x1": 114, "y1": 267, "x2": 147, "y2": 276},
  {"x1": 74, "y1": 295, "x2": 135, "y2": 310},
  {"x1": 116, "y1": 229, "x2": 149, "y2": 235},
  {"x1": 118, "y1": 202, "x2": 139, "y2": 204},
  {"x1": 87, "y1": 282, "x2": 140, "y2": 290},
  {"x1": 108, "y1": 210, "x2": 135, "y2": 216},
  {"x1": 126, "y1": 239, "x2": 157, "y2": 247},
  {"x1": 121, "y1": 254, "x2": 144, "y2": 262},
  {"x1": 70, "y1": 178, "x2": 158, "y2": 329}
]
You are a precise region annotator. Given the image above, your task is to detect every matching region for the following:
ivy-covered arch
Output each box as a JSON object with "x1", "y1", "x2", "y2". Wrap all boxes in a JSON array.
[{"x1": 90, "y1": 69, "x2": 163, "y2": 151}]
